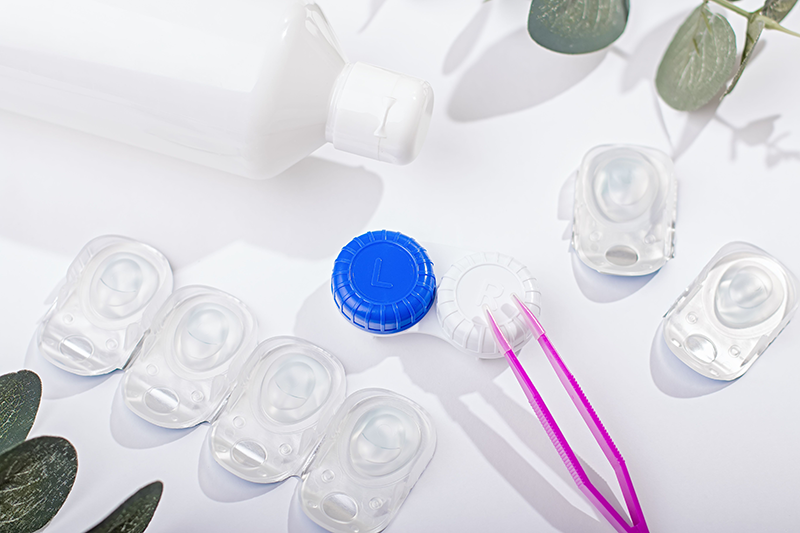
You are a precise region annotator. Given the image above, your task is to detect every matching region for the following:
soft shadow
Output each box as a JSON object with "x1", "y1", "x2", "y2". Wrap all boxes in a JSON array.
[
  {"x1": 197, "y1": 431, "x2": 280, "y2": 502},
  {"x1": 448, "y1": 29, "x2": 606, "y2": 121},
  {"x1": 0, "y1": 150, "x2": 383, "y2": 268},
  {"x1": 571, "y1": 253, "x2": 657, "y2": 303},
  {"x1": 359, "y1": 0, "x2": 389, "y2": 32},
  {"x1": 650, "y1": 323, "x2": 733, "y2": 398},
  {"x1": 23, "y1": 333, "x2": 114, "y2": 399},
  {"x1": 619, "y1": 13, "x2": 688, "y2": 94},
  {"x1": 294, "y1": 284, "x2": 612, "y2": 532},
  {"x1": 287, "y1": 482, "x2": 329, "y2": 533},
  {"x1": 109, "y1": 384, "x2": 198, "y2": 449},
  {"x1": 714, "y1": 114, "x2": 800, "y2": 167},
  {"x1": 443, "y1": 1, "x2": 493, "y2": 75}
]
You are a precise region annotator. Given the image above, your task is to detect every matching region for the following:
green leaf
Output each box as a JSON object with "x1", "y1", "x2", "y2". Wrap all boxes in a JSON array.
[
  {"x1": 724, "y1": 14, "x2": 765, "y2": 95},
  {"x1": 724, "y1": 0, "x2": 797, "y2": 96},
  {"x1": 762, "y1": 0, "x2": 798, "y2": 22},
  {"x1": 84, "y1": 481, "x2": 163, "y2": 533},
  {"x1": 0, "y1": 370, "x2": 41, "y2": 456},
  {"x1": 656, "y1": 5, "x2": 737, "y2": 111},
  {"x1": 528, "y1": 0, "x2": 630, "y2": 54},
  {"x1": 0, "y1": 436, "x2": 77, "y2": 533}
]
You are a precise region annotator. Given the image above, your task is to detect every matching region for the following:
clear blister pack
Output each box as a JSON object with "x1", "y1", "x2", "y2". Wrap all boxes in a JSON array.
[
  {"x1": 572, "y1": 145, "x2": 677, "y2": 276},
  {"x1": 331, "y1": 230, "x2": 541, "y2": 358},
  {"x1": 299, "y1": 389, "x2": 436, "y2": 533},
  {"x1": 38, "y1": 236, "x2": 173, "y2": 376},
  {"x1": 122, "y1": 286, "x2": 258, "y2": 428},
  {"x1": 35, "y1": 236, "x2": 435, "y2": 533},
  {"x1": 662, "y1": 242, "x2": 798, "y2": 380}
]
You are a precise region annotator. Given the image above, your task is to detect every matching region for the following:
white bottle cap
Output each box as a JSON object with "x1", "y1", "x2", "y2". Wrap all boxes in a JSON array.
[{"x1": 326, "y1": 62, "x2": 434, "y2": 165}]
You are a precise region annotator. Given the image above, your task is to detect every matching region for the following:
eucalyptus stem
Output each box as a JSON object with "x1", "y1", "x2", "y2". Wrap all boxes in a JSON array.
[
  {"x1": 707, "y1": 0, "x2": 751, "y2": 18},
  {"x1": 759, "y1": 14, "x2": 800, "y2": 37}
]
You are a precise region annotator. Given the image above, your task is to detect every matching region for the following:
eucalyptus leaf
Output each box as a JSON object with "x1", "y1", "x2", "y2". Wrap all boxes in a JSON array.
[
  {"x1": 0, "y1": 436, "x2": 77, "y2": 533},
  {"x1": 0, "y1": 370, "x2": 41, "y2": 456},
  {"x1": 85, "y1": 481, "x2": 163, "y2": 533},
  {"x1": 724, "y1": 0, "x2": 797, "y2": 96},
  {"x1": 724, "y1": 14, "x2": 765, "y2": 95},
  {"x1": 656, "y1": 5, "x2": 737, "y2": 111},
  {"x1": 763, "y1": 0, "x2": 798, "y2": 22},
  {"x1": 528, "y1": 0, "x2": 629, "y2": 54}
]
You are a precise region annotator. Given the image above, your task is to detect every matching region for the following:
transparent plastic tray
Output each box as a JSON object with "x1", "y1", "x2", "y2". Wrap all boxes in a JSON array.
[
  {"x1": 572, "y1": 145, "x2": 677, "y2": 276},
  {"x1": 662, "y1": 242, "x2": 798, "y2": 380}
]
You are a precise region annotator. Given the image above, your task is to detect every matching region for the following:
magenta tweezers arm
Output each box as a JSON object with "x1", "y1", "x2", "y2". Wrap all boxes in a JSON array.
[{"x1": 484, "y1": 294, "x2": 649, "y2": 533}]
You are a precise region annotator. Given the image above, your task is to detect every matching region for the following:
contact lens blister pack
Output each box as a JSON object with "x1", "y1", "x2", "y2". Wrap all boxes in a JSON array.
[
  {"x1": 122, "y1": 285, "x2": 259, "y2": 428},
  {"x1": 331, "y1": 230, "x2": 541, "y2": 358},
  {"x1": 38, "y1": 235, "x2": 173, "y2": 376},
  {"x1": 572, "y1": 145, "x2": 677, "y2": 276},
  {"x1": 662, "y1": 242, "x2": 798, "y2": 380},
  {"x1": 37, "y1": 236, "x2": 436, "y2": 533}
]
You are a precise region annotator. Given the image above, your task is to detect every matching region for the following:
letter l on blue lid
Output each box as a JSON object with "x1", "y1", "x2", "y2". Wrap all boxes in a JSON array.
[{"x1": 332, "y1": 230, "x2": 436, "y2": 334}]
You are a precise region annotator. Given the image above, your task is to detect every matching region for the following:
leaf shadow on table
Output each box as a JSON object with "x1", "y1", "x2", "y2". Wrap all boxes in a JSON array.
[
  {"x1": 109, "y1": 384, "x2": 198, "y2": 449},
  {"x1": 557, "y1": 173, "x2": 657, "y2": 303},
  {"x1": 0, "y1": 115, "x2": 384, "y2": 269},
  {"x1": 23, "y1": 333, "x2": 114, "y2": 399},
  {"x1": 196, "y1": 434, "x2": 280, "y2": 503},
  {"x1": 294, "y1": 282, "x2": 616, "y2": 533},
  {"x1": 442, "y1": 0, "x2": 493, "y2": 75},
  {"x1": 649, "y1": 322, "x2": 732, "y2": 398},
  {"x1": 448, "y1": 29, "x2": 606, "y2": 122}
]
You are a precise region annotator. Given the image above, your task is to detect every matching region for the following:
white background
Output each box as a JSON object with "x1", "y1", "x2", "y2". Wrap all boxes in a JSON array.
[{"x1": 2, "y1": 1, "x2": 800, "y2": 532}]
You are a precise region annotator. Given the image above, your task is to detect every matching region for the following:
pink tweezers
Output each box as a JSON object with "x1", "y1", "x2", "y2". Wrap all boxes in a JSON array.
[{"x1": 485, "y1": 294, "x2": 649, "y2": 533}]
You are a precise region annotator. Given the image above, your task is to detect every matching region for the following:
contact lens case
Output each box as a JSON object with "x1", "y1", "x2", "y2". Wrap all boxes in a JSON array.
[
  {"x1": 572, "y1": 145, "x2": 677, "y2": 276},
  {"x1": 662, "y1": 242, "x2": 798, "y2": 380},
  {"x1": 122, "y1": 286, "x2": 258, "y2": 428},
  {"x1": 38, "y1": 235, "x2": 173, "y2": 376},
  {"x1": 332, "y1": 230, "x2": 541, "y2": 358}
]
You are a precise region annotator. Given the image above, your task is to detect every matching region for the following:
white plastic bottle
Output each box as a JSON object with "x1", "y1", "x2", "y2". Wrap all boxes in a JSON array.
[{"x1": 0, "y1": 0, "x2": 434, "y2": 179}]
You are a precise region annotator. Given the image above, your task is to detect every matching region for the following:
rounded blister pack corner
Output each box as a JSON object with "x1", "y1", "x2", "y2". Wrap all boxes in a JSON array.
[
  {"x1": 662, "y1": 242, "x2": 799, "y2": 381},
  {"x1": 572, "y1": 144, "x2": 677, "y2": 277},
  {"x1": 209, "y1": 336, "x2": 347, "y2": 484},
  {"x1": 121, "y1": 285, "x2": 258, "y2": 429},
  {"x1": 331, "y1": 230, "x2": 542, "y2": 359},
  {"x1": 37, "y1": 235, "x2": 173, "y2": 376},
  {"x1": 299, "y1": 388, "x2": 436, "y2": 533}
]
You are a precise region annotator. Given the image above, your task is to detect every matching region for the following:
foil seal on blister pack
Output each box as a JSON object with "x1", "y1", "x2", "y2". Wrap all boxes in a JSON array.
[
  {"x1": 662, "y1": 242, "x2": 798, "y2": 380},
  {"x1": 572, "y1": 145, "x2": 677, "y2": 276}
]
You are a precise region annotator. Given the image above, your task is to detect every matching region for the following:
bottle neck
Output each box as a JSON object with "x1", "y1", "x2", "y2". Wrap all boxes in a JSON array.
[{"x1": 325, "y1": 62, "x2": 433, "y2": 165}]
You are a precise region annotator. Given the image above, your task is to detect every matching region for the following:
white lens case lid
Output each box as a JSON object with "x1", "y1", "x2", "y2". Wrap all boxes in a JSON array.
[
  {"x1": 122, "y1": 285, "x2": 258, "y2": 429},
  {"x1": 209, "y1": 337, "x2": 347, "y2": 484},
  {"x1": 435, "y1": 251, "x2": 540, "y2": 358},
  {"x1": 572, "y1": 144, "x2": 677, "y2": 276},
  {"x1": 662, "y1": 242, "x2": 798, "y2": 381},
  {"x1": 299, "y1": 389, "x2": 436, "y2": 533},
  {"x1": 38, "y1": 235, "x2": 173, "y2": 376}
]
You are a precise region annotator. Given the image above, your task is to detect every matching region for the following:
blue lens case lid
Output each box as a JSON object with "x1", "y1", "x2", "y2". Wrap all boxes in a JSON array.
[{"x1": 331, "y1": 230, "x2": 436, "y2": 334}]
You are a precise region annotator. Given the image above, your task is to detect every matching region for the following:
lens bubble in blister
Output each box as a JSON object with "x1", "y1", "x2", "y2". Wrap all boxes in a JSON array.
[
  {"x1": 714, "y1": 264, "x2": 784, "y2": 329},
  {"x1": 262, "y1": 355, "x2": 329, "y2": 424},
  {"x1": 349, "y1": 407, "x2": 421, "y2": 477}
]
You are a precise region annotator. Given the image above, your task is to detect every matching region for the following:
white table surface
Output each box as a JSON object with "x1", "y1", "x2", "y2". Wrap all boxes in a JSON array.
[{"x1": 2, "y1": 1, "x2": 800, "y2": 532}]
